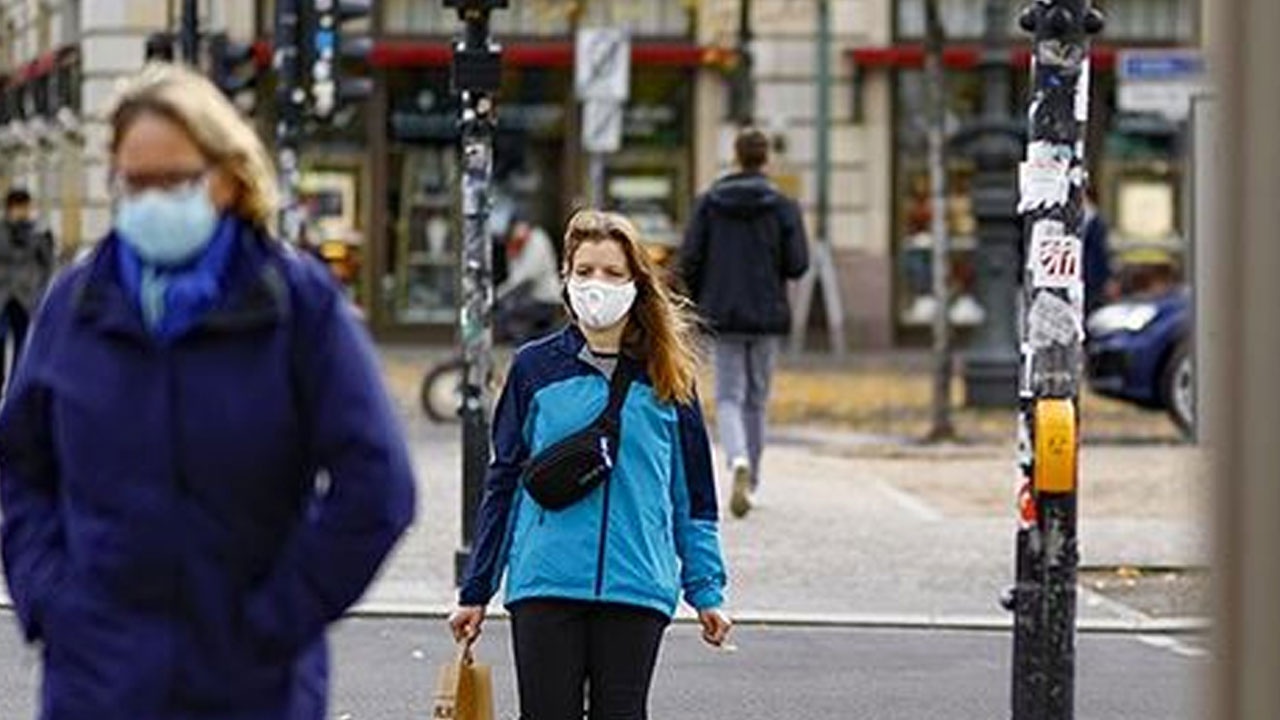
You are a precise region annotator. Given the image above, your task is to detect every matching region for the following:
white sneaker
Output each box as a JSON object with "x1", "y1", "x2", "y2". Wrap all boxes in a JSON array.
[
  {"x1": 904, "y1": 296, "x2": 939, "y2": 326},
  {"x1": 729, "y1": 457, "x2": 752, "y2": 519},
  {"x1": 949, "y1": 294, "x2": 987, "y2": 326}
]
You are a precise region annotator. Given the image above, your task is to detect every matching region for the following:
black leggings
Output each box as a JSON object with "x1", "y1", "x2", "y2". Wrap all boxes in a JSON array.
[{"x1": 509, "y1": 599, "x2": 669, "y2": 720}]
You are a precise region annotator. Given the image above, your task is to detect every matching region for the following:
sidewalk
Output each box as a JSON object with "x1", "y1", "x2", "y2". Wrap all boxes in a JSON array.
[
  {"x1": 0, "y1": 348, "x2": 1206, "y2": 630},
  {"x1": 364, "y1": 348, "x2": 1208, "y2": 628},
  {"x1": 380, "y1": 345, "x2": 1186, "y2": 444}
]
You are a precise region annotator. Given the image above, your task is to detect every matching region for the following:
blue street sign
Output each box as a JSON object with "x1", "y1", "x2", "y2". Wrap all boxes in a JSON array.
[{"x1": 1118, "y1": 50, "x2": 1205, "y2": 82}]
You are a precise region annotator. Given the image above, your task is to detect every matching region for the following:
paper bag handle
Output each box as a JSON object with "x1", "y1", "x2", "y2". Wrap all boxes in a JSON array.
[{"x1": 456, "y1": 639, "x2": 475, "y2": 667}]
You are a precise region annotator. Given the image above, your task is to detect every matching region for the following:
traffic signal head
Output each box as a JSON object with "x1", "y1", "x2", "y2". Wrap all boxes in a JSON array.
[
  {"x1": 443, "y1": 0, "x2": 509, "y2": 13},
  {"x1": 145, "y1": 32, "x2": 177, "y2": 63},
  {"x1": 209, "y1": 33, "x2": 261, "y2": 101},
  {"x1": 308, "y1": 0, "x2": 375, "y2": 122}
]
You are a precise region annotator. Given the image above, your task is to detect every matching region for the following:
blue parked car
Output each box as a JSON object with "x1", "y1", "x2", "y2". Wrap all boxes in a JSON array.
[{"x1": 1085, "y1": 287, "x2": 1193, "y2": 436}]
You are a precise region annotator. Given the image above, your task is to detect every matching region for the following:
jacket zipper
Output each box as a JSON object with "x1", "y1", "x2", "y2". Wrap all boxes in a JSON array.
[{"x1": 594, "y1": 473, "x2": 612, "y2": 597}]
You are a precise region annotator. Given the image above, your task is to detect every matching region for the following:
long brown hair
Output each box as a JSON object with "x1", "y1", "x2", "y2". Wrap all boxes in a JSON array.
[{"x1": 563, "y1": 210, "x2": 701, "y2": 405}]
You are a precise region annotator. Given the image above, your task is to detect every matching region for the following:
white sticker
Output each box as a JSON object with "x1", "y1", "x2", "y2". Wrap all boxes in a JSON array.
[
  {"x1": 1075, "y1": 59, "x2": 1091, "y2": 123},
  {"x1": 1016, "y1": 413, "x2": 1033, "y2": 468},
  {"x1": 1027, "y1": 292, "x2": 1082, "y2": 349},
  {"x1": 1029, "y1": 221, "x2": 1083, "y2": 289},
  {"x1": 1019, "y1": 342, "x2": 1035, "y2": 398},
  {"x1": 1018, "y1": 142, "x2": 1072, "y2": 213}
]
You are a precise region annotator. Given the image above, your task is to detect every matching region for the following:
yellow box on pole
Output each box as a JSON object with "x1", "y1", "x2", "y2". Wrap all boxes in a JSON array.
[{"x1": 1034, "y1": 399, "x2": 1077, "y2": 494}]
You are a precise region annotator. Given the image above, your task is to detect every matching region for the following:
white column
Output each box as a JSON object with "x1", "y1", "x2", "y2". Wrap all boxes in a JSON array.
[{"x1": 75, "y1": 0, "x2": 168, "y2": 241}]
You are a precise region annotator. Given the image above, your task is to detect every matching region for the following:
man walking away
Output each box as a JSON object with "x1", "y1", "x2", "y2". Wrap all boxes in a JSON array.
[
  {"x1": 0, "y1": 188, "x2": 55, "y2": 391},
  {"x1": 679, "y1": 127, "x2": 810, "y2": 518}
]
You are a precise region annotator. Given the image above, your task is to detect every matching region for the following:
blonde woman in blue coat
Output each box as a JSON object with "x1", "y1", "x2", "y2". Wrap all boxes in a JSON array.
[
  {"x1": 0, "y1": 64, "x2": 415, "y2": 719},
  {"x1": 450, "y1": 210, "x2": 731, "y2": 720}
]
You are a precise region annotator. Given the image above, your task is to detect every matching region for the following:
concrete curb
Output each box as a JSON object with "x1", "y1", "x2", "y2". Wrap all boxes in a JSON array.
[
  {"x1": 348, "y1": 601, "x2": 1209, "y2": 636},
  {"x1": 0, "y1": 595, "x2": 1208, "y2": 635}
]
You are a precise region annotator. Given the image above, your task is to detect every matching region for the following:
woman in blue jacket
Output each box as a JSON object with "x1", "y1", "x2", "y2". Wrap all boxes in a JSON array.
[
  {"x1": 0, "y1": 64, "x2": 416, "y2": 718},
  {"x1": 450, "y1": 210, "x2": 731, "y2": 719}
]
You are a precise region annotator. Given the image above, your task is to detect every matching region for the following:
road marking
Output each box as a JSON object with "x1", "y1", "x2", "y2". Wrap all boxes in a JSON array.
[
  {"x1": 1080, "y1": 586, "x2": 1209, "y2": 658},
  {"x1": 873, "y1": 478, "x2": 945, "y2": 522},
  {"x1": 1137, "y1": 633, "x2": 1209, "y2": 659}
]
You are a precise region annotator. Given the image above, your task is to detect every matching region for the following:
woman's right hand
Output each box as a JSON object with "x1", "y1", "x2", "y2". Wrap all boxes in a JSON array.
[{"x1": 448, "y1": 605, "x2": 486, "y2": 645}]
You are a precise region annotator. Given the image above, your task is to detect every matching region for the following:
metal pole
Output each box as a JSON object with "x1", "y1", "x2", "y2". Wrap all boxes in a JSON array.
[
  {"x1": 449, "y1": 1, "x2": 504, "y2": 583},
  {"x1": 1011, "y1": 2, "x2": 1103, "y2": 718},
  {"x1": 588, "y1": 153, "x2": 606, "y2": 208},
  {"x1": 733, "y1": 0, "x2": 755, "y2": 124},
  {"x1": 788, "y1": 0, "x2": 846, "y2": 357},
  {"x1": 924, "y1": 0, "x2": 954, "y2": 441},
  {"x1": 815, "y1": 0, "x2": 847, "y2": 357},
  {"x1": 181, "y1": 0, "x2": 200, "y2": 64},
  {"x1": 815, "y1": 0, "x2": 831, "y2": 260}
]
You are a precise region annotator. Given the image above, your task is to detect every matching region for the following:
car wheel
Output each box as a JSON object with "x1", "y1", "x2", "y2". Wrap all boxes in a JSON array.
[{"x1": 1161, "y1": 343, "x2": 1194, "y2": 438}]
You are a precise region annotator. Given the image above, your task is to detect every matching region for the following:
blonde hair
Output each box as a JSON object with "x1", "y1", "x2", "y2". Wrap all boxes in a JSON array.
[
  {"x1": 563, "y1": 210, "x2": 702, "y2": 405},
  {"x1": 108, "y1": 63, "x2": 277, "y2": 229}
]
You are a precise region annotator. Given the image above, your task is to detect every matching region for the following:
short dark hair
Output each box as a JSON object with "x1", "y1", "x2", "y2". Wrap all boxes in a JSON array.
[
  {"x1": 734, "y1": 127, "x2": 770, "y2": 172},
  {"x1": 5, "y1": 188, "x2": 32, "y2": 209}
]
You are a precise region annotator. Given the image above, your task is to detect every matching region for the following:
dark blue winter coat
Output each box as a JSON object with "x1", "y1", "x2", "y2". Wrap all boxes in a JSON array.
[
  {"x1": 679, "y1": 172, "x2": 810, "y2": 336},
  {"x1": 0, "y1": 225, "x2": 416, "y2": 719}
]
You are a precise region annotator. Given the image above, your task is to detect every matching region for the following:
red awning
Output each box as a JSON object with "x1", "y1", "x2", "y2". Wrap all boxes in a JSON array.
[
  {"x1": 370, "y1": 40, "x2": 714, "y2": 69},
  {"x1": 848, "y1": 43, "x2": 1132, "y2": 71},
  {"x1": 18, "y1": 50, "x2": 59, "y2": 82}
]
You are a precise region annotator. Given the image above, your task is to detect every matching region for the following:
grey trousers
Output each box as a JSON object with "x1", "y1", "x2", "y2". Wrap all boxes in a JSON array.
[{"x1": 713, "y1": 335, "x2": 779, "y2": 489}]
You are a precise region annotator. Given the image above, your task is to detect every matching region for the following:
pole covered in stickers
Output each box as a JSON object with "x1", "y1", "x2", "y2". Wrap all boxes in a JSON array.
[
  {"x1": 445, "y1": 0, "x2": 508, "y2": 582},
  {"x1": 1007, "y1": 1, "x2": 1104, "y2": 718}
]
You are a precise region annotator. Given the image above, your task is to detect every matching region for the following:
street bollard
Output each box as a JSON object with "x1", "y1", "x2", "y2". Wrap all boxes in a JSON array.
[
  {"x1": 1008, "y1": 2, "x2": 1103, "y2": 719},
  {"x1": 444, "y1": 0, "x2": 507, "y2": 585}
]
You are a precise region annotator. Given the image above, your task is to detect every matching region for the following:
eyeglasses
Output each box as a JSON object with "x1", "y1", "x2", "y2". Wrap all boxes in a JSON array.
[{"x1": 109, "y1": 168, "x2": 210, "y2": 199}]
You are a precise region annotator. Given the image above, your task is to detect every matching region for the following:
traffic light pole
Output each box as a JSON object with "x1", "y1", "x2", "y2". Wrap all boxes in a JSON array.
[
  {"x1": 445, "y1": 0, "x2": 506, "y2": 584},
  {"x1": 1008, "y1": 2, "x2": 1103, "y2": 719},
  {"x1": 181, "y1": 0, "x2": 201, "y2": 63},
  {"x1": 273, "y1": 0, "x2": 305, "y2": 246}
]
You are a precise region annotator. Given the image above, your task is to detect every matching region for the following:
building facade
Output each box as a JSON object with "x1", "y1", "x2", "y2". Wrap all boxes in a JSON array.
[{"x1": 0, "y1": 0, "x2": 1200, "y2": 346}]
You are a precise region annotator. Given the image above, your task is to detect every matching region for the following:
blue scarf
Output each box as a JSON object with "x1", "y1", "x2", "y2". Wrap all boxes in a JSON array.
[{"x1": 116, "y1": 214, "x2": 240, "y2": 342}]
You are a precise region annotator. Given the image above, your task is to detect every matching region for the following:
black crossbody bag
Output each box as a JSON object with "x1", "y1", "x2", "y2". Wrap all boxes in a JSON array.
[{"x1": 521, "y1": 360, "x2": 636, "y2": 511}]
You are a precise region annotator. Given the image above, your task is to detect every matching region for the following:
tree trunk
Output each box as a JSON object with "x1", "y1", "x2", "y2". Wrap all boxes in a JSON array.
[{"x1": 925, "y1": 0, "x2": 954, "y2": 441}]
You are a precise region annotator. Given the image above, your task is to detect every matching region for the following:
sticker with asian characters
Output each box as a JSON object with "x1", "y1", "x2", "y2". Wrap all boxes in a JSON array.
[{"x1": 1029, "y1": 220, "x2": 1083, "y2": 289}]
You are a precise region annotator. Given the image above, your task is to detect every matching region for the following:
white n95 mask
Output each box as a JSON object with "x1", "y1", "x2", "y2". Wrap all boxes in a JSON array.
[{"x1": 567, "y1": 278, "x2": 637, "y2": 330}]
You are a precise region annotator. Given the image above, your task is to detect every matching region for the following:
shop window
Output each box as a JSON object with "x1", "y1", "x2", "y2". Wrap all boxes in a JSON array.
[
  {"x1": 381, "y1": 63, "x2": 693, "y2": 327},
  {"x1": 53, "y1": 47, "x2": 80, "y2": 118},
  {"x1": 893, "y1": 69, "x2": 997, "y2": 333},
  {"x1": 382, "y1": 0, "x2": 691, "y2": 37},
  {"x1": 896, "y1": 0, "x2": 1196, "y2": 42}
]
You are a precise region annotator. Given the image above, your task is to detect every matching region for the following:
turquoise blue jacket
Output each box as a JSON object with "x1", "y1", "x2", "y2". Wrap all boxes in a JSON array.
[{"x1": 459, "y1": 326, "x2": 727, "y2": 617}]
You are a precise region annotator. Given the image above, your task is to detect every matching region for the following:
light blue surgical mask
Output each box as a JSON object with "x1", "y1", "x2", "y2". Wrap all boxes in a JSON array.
[{"x1": 114, "y1": 178, "x2": 218, "y2": 267}]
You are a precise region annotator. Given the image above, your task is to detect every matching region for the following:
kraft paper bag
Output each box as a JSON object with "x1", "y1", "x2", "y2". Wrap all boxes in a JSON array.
[{"x1": 433, "y1": 643, "x2": 494, "y2": 720}]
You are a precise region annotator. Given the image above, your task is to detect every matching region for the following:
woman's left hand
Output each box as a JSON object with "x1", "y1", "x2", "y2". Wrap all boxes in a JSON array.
[{"x1": 697, "y1": 608, "x2": 733, "y2": 647}]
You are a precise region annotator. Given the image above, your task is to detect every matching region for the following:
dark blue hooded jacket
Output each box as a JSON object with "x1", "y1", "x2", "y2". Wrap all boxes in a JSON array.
[{"x1": 0, "y1": 224, "x2": 416, "y2": 719}]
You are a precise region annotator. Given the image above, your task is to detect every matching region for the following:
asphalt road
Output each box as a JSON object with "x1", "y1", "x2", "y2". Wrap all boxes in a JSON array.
[{"x1": 0, "y1": 614, "x2": 1204, "y2": 719}]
